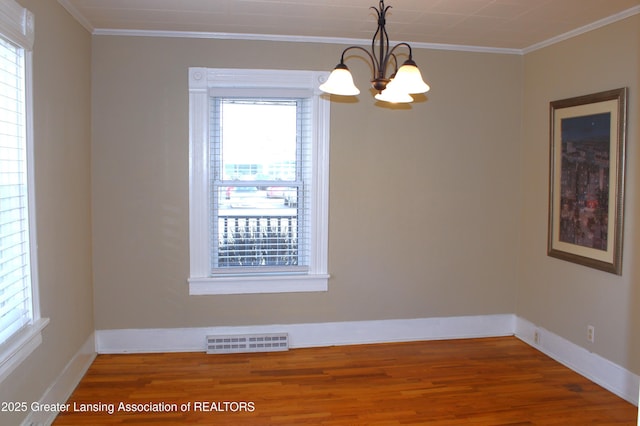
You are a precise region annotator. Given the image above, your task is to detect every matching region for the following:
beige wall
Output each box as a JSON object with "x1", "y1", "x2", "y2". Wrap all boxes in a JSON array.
[
  {"x1": 0, "y1": 1, "x2": 93, "y2": 424},
  {"x1": 518, "y1": 14, "x2": 640, "y2": 371},
  {"x1": 2, "y1": 8, "x2": 638, "y2": 424},
  {"x1": 1, "y1": 4, "x2": 638, "y2": 424},
  {"x1": 91, "y1": 37, "x2": 522, "y2": 330}
]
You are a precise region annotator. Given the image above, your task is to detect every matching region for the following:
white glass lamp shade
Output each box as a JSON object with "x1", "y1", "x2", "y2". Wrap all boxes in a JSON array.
[
  {"x1": 387, "y1": 59, "x2": 430, "y2": 94},
  {"x1": 319, "y1": 64, "x2": 360, "y2": 96},
  {"x1": 374, "y1": 85, "x2": 413, "y2": 103}
]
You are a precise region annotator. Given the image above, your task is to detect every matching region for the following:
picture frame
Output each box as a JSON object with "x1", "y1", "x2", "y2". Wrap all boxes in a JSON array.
[{"x1": 548, "y1": 88, "x2": 628, "y2": 275}]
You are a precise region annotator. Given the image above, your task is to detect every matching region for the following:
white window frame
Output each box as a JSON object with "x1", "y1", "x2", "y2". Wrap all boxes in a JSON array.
[
  {"x1": 0, "y1": 0, "x2": 49, "y2": 383},
  {"x1": 188, "y1": 68, "x2": 330, "y2": 295}
]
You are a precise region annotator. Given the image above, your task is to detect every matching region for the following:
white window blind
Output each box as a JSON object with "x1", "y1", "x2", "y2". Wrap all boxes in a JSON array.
[
  {"x1": 210, "y1": 97, "x2": 312, "y2": 275},
  {"x1": 0, "y1": 34, "x2": 30, "y2": 345},
  {"x1": 0, "y1": 0, "x2": 46, "y2": 383}
]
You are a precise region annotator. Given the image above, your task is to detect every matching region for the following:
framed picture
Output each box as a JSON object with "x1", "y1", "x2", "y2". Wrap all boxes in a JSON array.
[{"x1": 548, "y1": 88, "x2": 628, "y2": 275}]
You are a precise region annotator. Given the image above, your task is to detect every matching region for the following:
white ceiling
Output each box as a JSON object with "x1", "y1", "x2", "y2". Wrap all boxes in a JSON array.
[{"x1": 59, "y1": 0, "x2": 640, "y2": 51}]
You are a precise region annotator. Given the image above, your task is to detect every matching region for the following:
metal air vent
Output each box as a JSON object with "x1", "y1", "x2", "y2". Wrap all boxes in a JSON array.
[{"x1": 206, "y1": 333, "x2": 289, "y2": 354}]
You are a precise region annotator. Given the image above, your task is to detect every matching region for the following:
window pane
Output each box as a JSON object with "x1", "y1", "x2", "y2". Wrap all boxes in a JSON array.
[
  {"x1": 216, "y1": 211, "x2": 299, "y2": 268},
  {"x1": 0, "y1": 35, "x2": 31, "y2": 345},
  {"x1": 212, "y1": 98, "x2": 305, "y2": 272},
  {"x1": 220, "y1": 100, "x2": 297, "y2": 181}
]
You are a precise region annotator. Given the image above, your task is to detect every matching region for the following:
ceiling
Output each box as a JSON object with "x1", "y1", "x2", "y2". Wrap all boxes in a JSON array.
[{"x1": 59, "y1": 0, "x2": 640, "y2": 51}]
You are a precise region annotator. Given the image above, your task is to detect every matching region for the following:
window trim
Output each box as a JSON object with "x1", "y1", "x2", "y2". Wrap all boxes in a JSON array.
[
  {"x1": 0, "y1": 0, "x2": 48, "y2": 383},
  {"x1": 188, "y1": 68, "x2": 330, "y2": 295}
]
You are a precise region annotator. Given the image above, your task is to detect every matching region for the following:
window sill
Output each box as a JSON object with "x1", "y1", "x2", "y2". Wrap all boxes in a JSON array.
[
  {"x1": 189, "y1": 274, "x2": 329, "y2": 295},
  {"x1": 0, "y1": 318, "x2": 50, "y2": 383}
]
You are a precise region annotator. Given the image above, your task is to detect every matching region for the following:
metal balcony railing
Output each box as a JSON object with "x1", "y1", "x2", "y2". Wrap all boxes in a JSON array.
[{"x1": 217, "y1": 214, "x2": 298, "y2": 267}]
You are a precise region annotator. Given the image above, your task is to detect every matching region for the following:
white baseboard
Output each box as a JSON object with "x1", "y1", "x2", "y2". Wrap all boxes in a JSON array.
[
  {"x1": 24, "y1": 315, "x2": 638, "y2": 426},
  {"x1": 514, "y1": 317, "x2": 639, "y2": 405},
  {"x1": 95, "y1": 314, "x2": 515, "y2": 353},
  {"x1": 22, "y1": 332, "x2": 97, "y2": 426},
  {"x1": 97, "y1": 314, "x2": 639, "y2": 406}
]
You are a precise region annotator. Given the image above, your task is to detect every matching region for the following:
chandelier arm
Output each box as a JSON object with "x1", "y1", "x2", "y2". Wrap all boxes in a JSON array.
[
  {"x1": 386, "y1": 42, "x2": 413, "y2": 65},
  {"x1": 387, "y1": 53, "x2": 398, "y2": 76},
  {"x1": 339, "y1": 45, "x2": 379, "y2": 79}
]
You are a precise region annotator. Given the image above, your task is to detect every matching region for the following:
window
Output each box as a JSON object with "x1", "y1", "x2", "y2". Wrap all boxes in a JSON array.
[
  {"x1": 0, "y1": 0, "x2": 48, "y2": 383},
  {"x1": 188, "y1": 68, "x2": 330, "y2": 295}
]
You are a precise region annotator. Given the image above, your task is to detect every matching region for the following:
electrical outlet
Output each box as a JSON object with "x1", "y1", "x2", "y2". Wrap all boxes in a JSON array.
[
  {"x1": 533, "y1": 329, "x2": 540, "y2": 344},
  {"x1": 587, "y1": 325, "x2": 595, "y2": 343}
]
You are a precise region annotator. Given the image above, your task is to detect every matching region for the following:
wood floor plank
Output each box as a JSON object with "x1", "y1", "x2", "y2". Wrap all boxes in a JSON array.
[{"x1": 54, "y1": 337, "x2": 636, "y2": 425}]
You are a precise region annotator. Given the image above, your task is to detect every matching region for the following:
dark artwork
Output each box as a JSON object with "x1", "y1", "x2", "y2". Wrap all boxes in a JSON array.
[{"x1": 559, "y1": 112, "x2": 611, "y2": 251}]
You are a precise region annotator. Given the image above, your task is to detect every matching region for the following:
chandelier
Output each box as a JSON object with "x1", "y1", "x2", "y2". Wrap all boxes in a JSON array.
[{"x1": 319, "y1": 0, "x2": 430, "y2": 104}]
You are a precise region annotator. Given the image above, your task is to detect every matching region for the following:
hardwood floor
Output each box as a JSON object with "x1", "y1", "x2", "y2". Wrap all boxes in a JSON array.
[{"x1": 54, "y1": 337, "x2": 636, "y2": 425}]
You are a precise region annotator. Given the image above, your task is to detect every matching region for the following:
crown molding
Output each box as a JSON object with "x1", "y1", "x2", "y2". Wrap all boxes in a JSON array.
[
  {"x1": 523, "y1": 5, "x2": 640, "y2": 54},
  {"x1": 59, "y1": 2, "x2": 640, "y2": 56},
  {"x1": 92, "y1": 28, "x2": 522, "y2": 55},
  {"x1": 57, "y1": 0, "x2": 94, "y2": 33}
]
